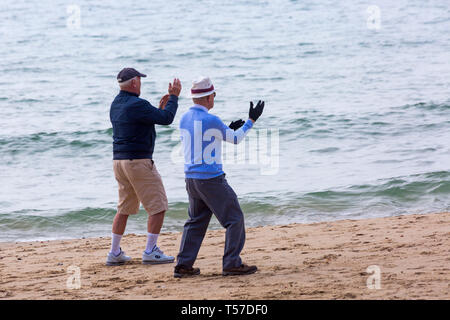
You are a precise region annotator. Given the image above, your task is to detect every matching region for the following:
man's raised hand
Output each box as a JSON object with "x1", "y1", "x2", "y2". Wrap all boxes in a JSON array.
[
  {"x1": 168, "y1": 78, "x2": 182, "y2": 97},
  {"x1": 249, "y1": 100, "x2": 265, "y2": 122}
]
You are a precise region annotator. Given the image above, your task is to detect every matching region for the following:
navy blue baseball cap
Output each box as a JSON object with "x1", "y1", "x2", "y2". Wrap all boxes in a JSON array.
[{"x1": 117, "y1": 68, "x2": 147, "y2": 83}]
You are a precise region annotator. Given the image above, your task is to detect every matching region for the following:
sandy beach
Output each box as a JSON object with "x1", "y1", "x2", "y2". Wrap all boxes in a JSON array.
[{"x1": 0, "y1": 212, "x2": 449, "y2": 300}]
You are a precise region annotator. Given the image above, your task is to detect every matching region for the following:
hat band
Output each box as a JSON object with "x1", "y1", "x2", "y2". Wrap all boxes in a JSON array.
[{"x1": 191, "y1": 85, "x2": 214, "y2": 94}]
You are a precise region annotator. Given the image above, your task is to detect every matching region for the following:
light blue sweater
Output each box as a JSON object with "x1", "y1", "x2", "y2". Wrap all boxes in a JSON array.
[{"x1": 179, "y1": 104, "x2": 253, "y2": 179}]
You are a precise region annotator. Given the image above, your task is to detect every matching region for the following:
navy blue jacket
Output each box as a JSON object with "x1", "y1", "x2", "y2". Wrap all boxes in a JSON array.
[{"x1": 110, "y1": 90, "x2": 178, "y2": 160}]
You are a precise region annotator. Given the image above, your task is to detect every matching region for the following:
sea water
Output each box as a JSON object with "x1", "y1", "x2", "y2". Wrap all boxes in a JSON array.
[{"x1": 0, "y1": 0, "x2": 449, "y2": 241}]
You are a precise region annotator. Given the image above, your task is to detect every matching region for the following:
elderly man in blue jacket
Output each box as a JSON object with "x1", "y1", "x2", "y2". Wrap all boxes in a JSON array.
[{"x1": 106, "y1": 67, "x2": 181, "y2": 266}]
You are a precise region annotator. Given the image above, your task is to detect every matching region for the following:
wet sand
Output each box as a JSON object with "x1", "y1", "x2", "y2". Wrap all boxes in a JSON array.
[{"x1": 0, "y1": 212, "x2": 449, "y2": 300}]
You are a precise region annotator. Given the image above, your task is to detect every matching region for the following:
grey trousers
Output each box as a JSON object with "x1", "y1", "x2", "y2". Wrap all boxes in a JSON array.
[{"x1": 176, "y1": 174, "x2": 245, "y2": 270}]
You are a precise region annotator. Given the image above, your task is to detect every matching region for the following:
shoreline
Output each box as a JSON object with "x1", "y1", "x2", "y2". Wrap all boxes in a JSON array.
[
  {"x1": 3, "y1": 210, "x2": 446, "y2": 245},
  {"x1": 0, "y1": 211, "x2": 449, "y2": 299}
]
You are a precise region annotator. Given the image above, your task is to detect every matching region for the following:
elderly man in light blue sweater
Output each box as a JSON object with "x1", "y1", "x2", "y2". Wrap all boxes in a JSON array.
[{"x1": 174, "y1": 76, "x2": 264, "y2": 278}]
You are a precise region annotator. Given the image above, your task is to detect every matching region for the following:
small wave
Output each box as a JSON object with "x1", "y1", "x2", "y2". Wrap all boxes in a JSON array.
[
  {"x1": 2, "y1": 170, "x2": 448, "y2": 242},
  {"x1": 371, "y1": 121, "x2": 391, "y2": 126},
  {"x1": 302, "y1": 50, "x2": 322, "y2": 55},
  {"x1": 0, "y1": 208, "x2": 115, "y2": 230},
  {"x1": 0, "y1": 129, "x2": 113, "y2": 156},
  {"x1": 309, "y1": 147, "x2": 339, "y2": 153},
  {"x1": 1, "y1": 67, "x2": 45, "y2": 73},
  {"x1": 400, "y1": 102, "x2": 450, "y2": 111},
  {"x1": 135, "y1": 58, "x2": 151, "y2": 63},
  {"x1": 277, "y1": 101, "x2": 450, "y2": 140},
  {"x1": 12, "y1": 98, "x2": 42, "y2": 104},
  {"x1": 401, "y1": 40, "x2": 435, "y2": 47},
  {"x1": 424, "y1": 17, "x2": 450, "y2": 25},
  {"x1": 241, "y1": 56, "x2": 273, "y2": 61},
  {"x1": 350, "y1": 171, "x2": 450, "y2": 198}
]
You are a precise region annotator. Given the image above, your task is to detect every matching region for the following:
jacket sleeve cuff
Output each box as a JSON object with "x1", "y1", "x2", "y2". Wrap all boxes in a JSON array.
[{"x1": 243, "y1": 119, "x2": 254, "y2": 131}]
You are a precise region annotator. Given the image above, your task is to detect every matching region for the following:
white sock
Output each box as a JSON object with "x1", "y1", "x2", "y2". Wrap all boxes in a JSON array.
[
  {"x1": 110, "y1": 233, "x2": 122, "y2": 256},
  {"x1": 145, "y1": 233, "x2": 159, "y2": 254}
]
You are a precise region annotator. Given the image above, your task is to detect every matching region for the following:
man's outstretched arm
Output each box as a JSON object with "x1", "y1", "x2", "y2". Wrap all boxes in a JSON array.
[
  {"x1": 214, "y1": 100, "x2": 265, "y2": 144},
  {"x1": 135, "y1": 78, "x2": 182, "y2": 125},
  {"x1": 137, "y1": 95, "x2": 178, "y2": 125}
]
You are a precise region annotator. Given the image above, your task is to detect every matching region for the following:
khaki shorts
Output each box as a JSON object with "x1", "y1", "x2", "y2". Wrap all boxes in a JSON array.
[{"x1": 113, "y1": 159, "x2": 168, "y2": 216}]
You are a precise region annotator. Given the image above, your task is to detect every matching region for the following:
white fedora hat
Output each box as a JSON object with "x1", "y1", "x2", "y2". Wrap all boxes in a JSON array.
[{"x1": 190, "y1": 76, "x2": 215, "y2": 98}]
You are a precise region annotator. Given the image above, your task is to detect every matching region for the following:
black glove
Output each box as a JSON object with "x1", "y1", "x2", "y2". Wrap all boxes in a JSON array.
[
  {"x1": 249, "y1": 100, "x2": 265, "y2": 122},
  {"x1": 229, "y1": 119, "x2": 245, "y2": 131}
]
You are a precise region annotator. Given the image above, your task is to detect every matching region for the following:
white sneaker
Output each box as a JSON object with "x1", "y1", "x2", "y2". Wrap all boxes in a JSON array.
[
  {"x1": 142, "y1": 246, "x2": 175, "y2": 265},
  {"x1": 106, "y1": 248, "x2": 132, "y2": 266}
]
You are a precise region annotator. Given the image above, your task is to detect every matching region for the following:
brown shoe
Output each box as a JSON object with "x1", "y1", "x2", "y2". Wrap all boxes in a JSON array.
[
  {"x1": 174, "y1": 265, "x2": 200, "y2": 278},
  {"x1": 222, "y1": 264, "x2": 258, "y2": 276}
]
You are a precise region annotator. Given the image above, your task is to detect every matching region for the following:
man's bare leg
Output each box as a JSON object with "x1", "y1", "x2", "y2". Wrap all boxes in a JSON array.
[
  {"x1": 110, "y1": 213, "x2": 129, "y2": 256},
  {"x1": 145, "y1": 211, "x2": 165, "y2": 253},
  {"x1": 148, "y1": 210, "x2": 165, "y2": 233},
  {"x1": 112, "y1": 213, "x2": 129, "y2": 235}
]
